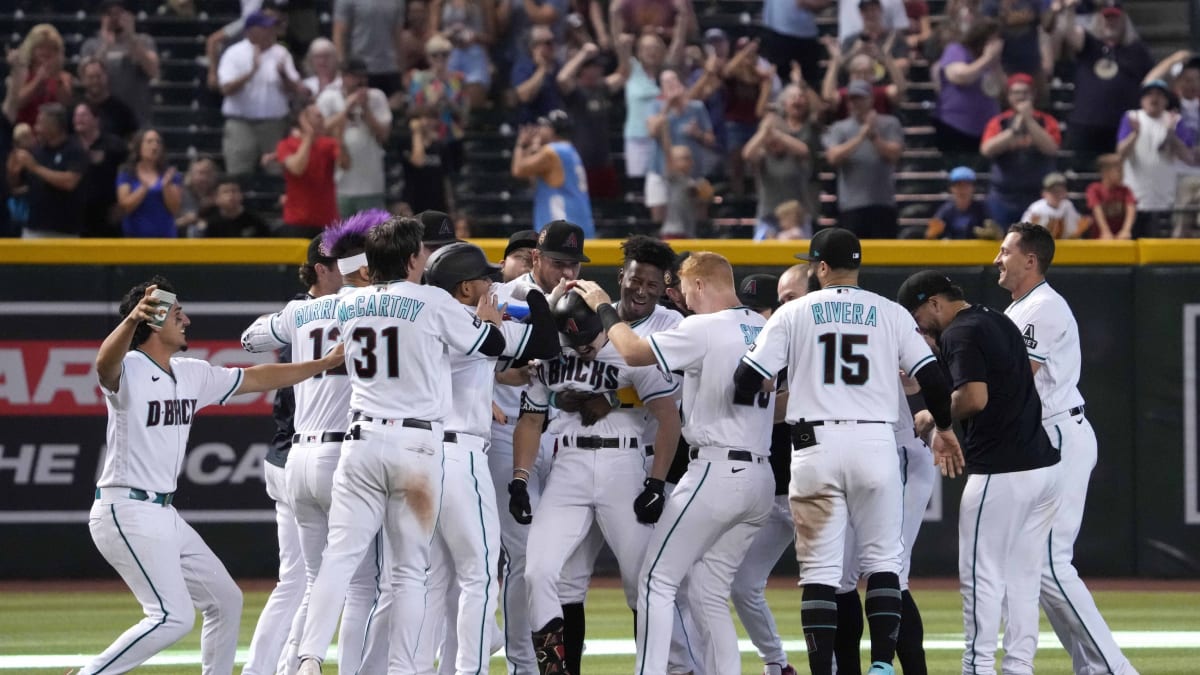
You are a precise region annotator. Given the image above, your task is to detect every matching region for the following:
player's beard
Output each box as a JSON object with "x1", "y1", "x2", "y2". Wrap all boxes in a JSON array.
[{"x1": 807, "y1": 273, "x2": 822, "y2": 294}]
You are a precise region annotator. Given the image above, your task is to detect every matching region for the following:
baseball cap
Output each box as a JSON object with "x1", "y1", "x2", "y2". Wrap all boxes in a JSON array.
[
  {"x1": 1142, "y1": 78, "x2": 1171, "y2": 96},
  {"x1": 897, "y1": 270, "x2": 956, "y2": 312},
  {"x1": 738, "y1": 274, "x2": 780, "y2": 311},
  {"x1": 344, "y1": 57, "x2": 369, "y2": 76},
  {"x1": 664, "y1": 250, "x2": 690, "y2": 289},
  {"x1": 703, "y1": 27, "x2": 729, "y2": 44},
  {"x1": 418, "y1": 210, "x2": 458, "y2": 246},
  {"x1": 307, "y1": 235, "x2": 334, "y2": 265},
  {"x1": 795, "y1": 227, "x2": 862, "y2": 270},
  {"x1": 846, "y1": 79, "x2": 873, "y2": 99},
  {"x1": 553, "y1": 292, "x2": 603, "y2": 347},
  {"x1": 948, "y1": 166, "x2": 976, "y2": 183},
  {"x1": 244, "y1": 10, "x2": 279, "y2": 29},
  {"x1": 424, "y1": 242, "x2": 502, "y2": 292},
  {"x1": 858, "y1": 0, "x2": 882, "y2": 7},
  {"x1": 537, "y1": 220, "x2": 590, "y2": 263},
  {"x1": 1099, "y1": 5, "x2": 1123, "y2": 17},
  {"x1": 504, "y1": 229, "x2": 539, "y2": 258},
  {"x1": 1007, "y1": 72, "x2": 1034, "y2": 89},
  {"x1": 1042, "y1": 172, "x2": 1067, "y2": 189},
  {"x1": 99, "y1": 0, "x2": 130, "y2": 11},
  {"x1": 537, "y1": 110, "x2": 573, "y2": 137}
]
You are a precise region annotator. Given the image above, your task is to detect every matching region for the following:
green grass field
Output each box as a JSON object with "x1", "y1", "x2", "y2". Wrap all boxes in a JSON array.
[{"x1": 1, "y1": 582, "x2": 1197, "y2": 674}]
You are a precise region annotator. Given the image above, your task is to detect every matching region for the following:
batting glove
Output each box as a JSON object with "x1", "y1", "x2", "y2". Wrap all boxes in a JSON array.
[
  {"x1": 508, "y1": 479, "x2": 533, "y2": 524},
  {"x1": 633, "y1": 478, "x2": 666, "y2": 524}
]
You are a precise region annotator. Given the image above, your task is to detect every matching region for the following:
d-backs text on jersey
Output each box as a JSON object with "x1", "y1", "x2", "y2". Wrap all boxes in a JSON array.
[
  {"x1": 542, "y1": 353, "x2": 620, "y2": 391},
  {"x1": 146, "y1": 398, "x2": 198, "y2": 427}
]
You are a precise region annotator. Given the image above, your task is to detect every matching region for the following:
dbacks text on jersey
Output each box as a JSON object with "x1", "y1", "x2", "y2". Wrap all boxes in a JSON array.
[
  {"x1": 542, "y1": 353, "x2": 620, "y2": 391},
  {"x1": 146, "y1": 399, "x2": 198, "y2": 427}
]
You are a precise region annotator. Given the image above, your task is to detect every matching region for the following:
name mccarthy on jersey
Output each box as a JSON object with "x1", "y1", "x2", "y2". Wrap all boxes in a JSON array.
[
  {"x1": 336, "y1": 292, "x2": 427, "y2": 323},
  {"x1": 811, "y1": 301, "x2": 879, "y2": 327}
]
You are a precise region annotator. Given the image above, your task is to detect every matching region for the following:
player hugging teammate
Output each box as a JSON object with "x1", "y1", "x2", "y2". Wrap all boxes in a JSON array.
[{"x1": 83, "y1": 217, "x2": 1134, "y2": 675}]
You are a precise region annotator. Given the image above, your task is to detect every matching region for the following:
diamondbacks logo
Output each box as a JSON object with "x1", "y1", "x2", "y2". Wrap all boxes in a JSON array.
[
  {"x1": 565, "y1": 318, "x2": 580, "y2": 334},
  {"x1": 439, "y1": 218, "x2": 453, "y2": 237},
  {"x1": 563, "y1": 233, "x2": 579, "y2": 250},
  {"x1": 537, "y1": 230, "x2": 548, "y2": 247},
  {"x1": 1022, "y1": 323, "x2": 1038, "y2": 350},
  {"x1": 744, "y1": 279, "x2": 758, "y2": 295}
]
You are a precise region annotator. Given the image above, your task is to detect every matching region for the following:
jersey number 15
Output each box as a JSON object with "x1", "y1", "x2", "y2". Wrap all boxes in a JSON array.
[{"x1": 818, "y1": 333, "x2": 869, "y2": 385}]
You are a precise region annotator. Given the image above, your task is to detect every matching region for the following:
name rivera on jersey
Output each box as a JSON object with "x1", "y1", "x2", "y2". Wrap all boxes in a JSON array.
[
  {"x1": 337, "y1": 292, "x2": 426, "y2": 322},
  {"x1": 146, "y1": 398, "x2": 198, "y2": 427},
  {"x1": 811, "y1": 299, "x2": 879, "y2": 326}
]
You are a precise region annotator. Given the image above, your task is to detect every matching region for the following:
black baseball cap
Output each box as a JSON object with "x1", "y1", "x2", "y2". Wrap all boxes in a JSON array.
[
  {"x1": 537, "y1": 110, "x2": 573, "y2": 137},
  {"x1": 796, "y1": 227, "x2": 862, "y2": 269},
  {"x1": 344, "y1": 57, "x2": 369, "y2": 76},
  {"x1": 424, "y1": 242, "x2": 502, "y2": 292},
  {"x1": 505, "y1": 229, "x2": 539, "y2": 258},
  {"x1": 664, "y1": 250, "x2": 691, "y2": 289},
  {"x1": 897, "y1": 270, "x2": 956, "y2": 312},
  {"x1": 418, "y1": 210, "x2": 458, "y2": 246},
  {"x1": 738, "y1": 274, "x2": 779, "y2": 311},
  {"x1": 307, "y1": 235, "x2": 334, "y2": 265},
  {"x1": 537, "y1": 220, "x2": 590, "y2": 263}
]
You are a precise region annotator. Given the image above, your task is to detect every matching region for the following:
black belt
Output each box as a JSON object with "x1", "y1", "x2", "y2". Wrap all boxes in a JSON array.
[
  {"x1": 810, "y1": 420, "x2": 887, "y2": 426},
  {"x1": 443, "y1": 432, "x2": 458, "y2": 443},
  {"x1": 689, "y1": 448, "x2": 766, "y2": 464},
  {"x1": 95, "y1": 487, "x2": 174, "y2": 507},
  {"x1": 292, "y1": 431, "x2": 346, "y2": 444},
  {"x1": 352, "y1": 413, "x2": 434, "y2": 430},
  {"x1": 561, "y1": 436, "x2": 638, "y2": 450},
  {"x1": 1069, "y1": 405, "x2": 1085, "y2": 417}
]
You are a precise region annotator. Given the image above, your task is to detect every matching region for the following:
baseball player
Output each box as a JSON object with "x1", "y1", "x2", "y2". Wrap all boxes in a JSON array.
[
  {"x1": 418, "y1": 209, "x2": 462, "y2": 253},
  {"x1": 574, "y1": 252, "x2": 779, "y2": 675},
  {"x1": 509, "y1": 291, "x2": 681, "y2": 675},
  {"x1": 415, "y1": 242, "x2": 560, "y2": 675},
  {"x1": 241, "y1": 211, "x2": 394, "y2": 675},
  {"x1": 501, "y1": 230, "x2": 538, "y2": 283},
  {"x1": 734, "y1": 228, "x2": 962, "y2": 675},
  {"x1": 996, "y1": 224, "x2": 1137, "y2": 674},
  {"x1": 898, "y1": 269, "x2": 1061, "y2": 675},
  {"x1": 296, "y1": 216, "x2": 510, "y2": 674},
  {"x1": 241, "y1": 237, "x2": 343, "y2": 675},
  {"x1": 84, "y1": 277, "x2": 343, "y2": 675},
  {"x1": 730, "y1": 271, "x2": 801, "y2": 675},
  {"x1": 489, "y1": 220, "x2": 588, "y2": 674}
]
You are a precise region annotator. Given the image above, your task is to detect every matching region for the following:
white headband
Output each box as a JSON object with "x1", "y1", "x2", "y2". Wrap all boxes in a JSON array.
[{"x1": 337, "y1": 253, "x2": 368, "y2": 275}]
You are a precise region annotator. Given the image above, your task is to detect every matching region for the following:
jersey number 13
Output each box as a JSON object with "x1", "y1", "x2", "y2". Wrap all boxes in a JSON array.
[{"x1": 818, "y1": 333, "x2": 870, "y2": 385}]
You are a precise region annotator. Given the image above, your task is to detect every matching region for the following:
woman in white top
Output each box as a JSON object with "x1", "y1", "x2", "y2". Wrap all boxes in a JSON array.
[{"x1": 302, "y1": 38, "x2": 342, "y2": 100}]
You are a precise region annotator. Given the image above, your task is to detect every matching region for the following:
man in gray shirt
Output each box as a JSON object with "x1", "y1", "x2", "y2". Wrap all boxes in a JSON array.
[
  {"x1": 334, "y1": 0, "x2": 406, "y2": 96},
  {"x1": 823, "y1": 79, "x2": 904, "y2": 238},
  {"x1": 80, "y1": 0, "x2": 159, "y2": 126}
]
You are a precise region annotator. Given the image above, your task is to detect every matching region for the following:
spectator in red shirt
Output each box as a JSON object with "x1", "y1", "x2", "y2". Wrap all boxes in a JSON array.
[
  {"x1": 722, "y1": 37, "x2": 778, "y2": 197},
  {"x1": 904, "y1": 0, "x2": 933, "y2": 51},
  {"x1": 275, "y1": 104, "x2": 348, "y2": 238},
  {"x1": 821, "y1": 39, "x2": 907, "y2": 120},
  {"x1": 1087, "y1": 154, "x2": 1137, "y2": 239},
  {"x1": 10, "y1": 24, "x2": 74, "y2": 127},
  {"x1": 980, "y1": 72, "x2": 1061, "y2": 227}
]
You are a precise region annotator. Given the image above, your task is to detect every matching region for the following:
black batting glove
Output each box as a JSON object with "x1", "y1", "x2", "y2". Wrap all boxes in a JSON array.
[
  {"x1": 633, "y1": 478, "x2": 666, "y2": 524},
  {"x1": 508, "y1": 479, "x2": 533, "y2": 525}
]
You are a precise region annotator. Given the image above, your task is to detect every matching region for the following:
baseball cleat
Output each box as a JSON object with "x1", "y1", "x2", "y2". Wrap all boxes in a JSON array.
[
  {"x1": 762, "y1": 665, "x2": 783, "y2": 675},
  {"x1": 782, "y1": 666, "x2": 798, "y2": 675},
  {"x1": 297, "y1": 657, "x2": 322, "y2": 675},
  {"x1": 532, "y1": 618, "x2": 570, "y2": 675},
  {"x1": 867, "y1": 661, "x2": 895, "y2": 675}
]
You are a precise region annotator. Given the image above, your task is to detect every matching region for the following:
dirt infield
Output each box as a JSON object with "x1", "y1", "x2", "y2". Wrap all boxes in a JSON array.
[{"x1": 4, "y1": 576, "x2": 1200, "y2": 593}]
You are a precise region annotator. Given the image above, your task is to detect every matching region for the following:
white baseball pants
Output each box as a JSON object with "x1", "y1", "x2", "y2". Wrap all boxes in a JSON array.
[
  {"x1": 416, "y1": 433, "x2": 501, "y2": 675},
  {"x1": 84, "y1": 495, "x2": 243, "y2": 675},
  {"x1": 242, "y1": 462, "x2": 306, "y2": 675},
  {"x1": 283, "y1": 439, "x2": 390, "y2": 674},
  {"x1": 636, "y1": 451, "x2": 773, "y2": 675},
  {"x1": 960, "y1": 463, "x2": 1061, "y2": 675},
  {"x1": 898, "y1": 436, "x2": 936, "y2": 589},
  {"x1": 525, "y1": 444, "x2": 651, "y2": 630},
  {"x1": 298, "y1": 422, "x2": 445, "y2": 673},
  {"x1": 790, "y1": 424, "x2": 904, "y2": 588},
  {"x1": 1039, "y1": 415, "x2": 1138, "y2": 675},
  {"x1": 731, "y1": 493, "x2": 795, "y2": 667},
  {"x1": 487, "y1": 421, "x2": 554, "y2": 674}
]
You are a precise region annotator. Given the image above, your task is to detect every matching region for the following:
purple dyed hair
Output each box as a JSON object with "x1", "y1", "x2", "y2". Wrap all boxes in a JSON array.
[{"x1": 322, "y1": 209, "x2": 392, "y2": 258}]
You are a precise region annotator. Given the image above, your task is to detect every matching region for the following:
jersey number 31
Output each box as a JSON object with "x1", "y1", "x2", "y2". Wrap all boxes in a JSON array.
[{"x1": 818, "y1": 333, "x2": 869, "y2": 385}]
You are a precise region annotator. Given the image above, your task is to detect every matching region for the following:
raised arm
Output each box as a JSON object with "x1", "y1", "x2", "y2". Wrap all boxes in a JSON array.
[{"x1": 96, "y1": 285, "x2": 159, "y2": 392}]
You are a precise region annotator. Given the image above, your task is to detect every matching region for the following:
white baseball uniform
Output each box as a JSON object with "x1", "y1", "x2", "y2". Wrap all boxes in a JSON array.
[
  {"x1": 1006, "y1": 280, "x2": 1136, "y2": 675},
  {"x1": 241, "y1": 289, "x2": 390, "y2": 675},
  {"x1": 741, "y1": 285, "x2": 936, "y2": 588},
  {"x1": 522, "y1": 343, "x2": 680, "y2": 632},
  {"x1": 489, "y1": 273, "x2": 557, "y2": 674},
  {"x1": 83, "y1": 351, "x2": 245, "y2": 675},
  {"x1": 636, "y1": 307, "x2": 776, "y2": 675},
  {"x1": 297, "y1": 281, "x2": 498, "y2": 672},
  {"x1": 415, "y1": 318, "x2": 533, "y2": 675}
]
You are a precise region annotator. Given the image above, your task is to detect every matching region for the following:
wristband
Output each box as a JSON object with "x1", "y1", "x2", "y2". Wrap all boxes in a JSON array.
[
  {"x1": 512, "y1": 469, "x2": 530, "y2": 481},
  {"x1": 597, "y1": 303, "x2": 622, "y2": 331}
]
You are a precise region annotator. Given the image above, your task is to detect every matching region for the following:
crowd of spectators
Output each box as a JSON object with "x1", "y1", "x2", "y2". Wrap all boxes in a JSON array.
[{"x1": 2, "y1": 0, "x2": 1200, "y2": 240}]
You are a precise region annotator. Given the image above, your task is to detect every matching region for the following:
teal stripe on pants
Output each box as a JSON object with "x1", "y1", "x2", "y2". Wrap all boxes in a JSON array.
[{"x1": 95, "y1": 505, "x2": 169, "y2": 674}]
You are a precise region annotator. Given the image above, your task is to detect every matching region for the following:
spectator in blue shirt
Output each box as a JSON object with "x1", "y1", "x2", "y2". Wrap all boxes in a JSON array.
[
  {"x1": 927, "y1": 165, "x2": 991, "y2": 238},
  {"x1": 116, "y1": 128, "x2": 183, "y2": 237},
  {"x1": 645, "y1": 70, "x2": 715, "y2": 224},
  {"x1": 512, "y1": 25, "x2": 565, "y2": 124},
  {"x1": 761, "y1": 0, "x2": 830, "y2": 89}
]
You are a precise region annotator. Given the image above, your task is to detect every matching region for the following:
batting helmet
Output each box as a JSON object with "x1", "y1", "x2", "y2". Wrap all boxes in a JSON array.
[
  {"x1": 553, "y1": 291, "x2": 603, "y2": 347},
  {"x1": 424, "y1": 242, "x2": 501, "y2": 293}
]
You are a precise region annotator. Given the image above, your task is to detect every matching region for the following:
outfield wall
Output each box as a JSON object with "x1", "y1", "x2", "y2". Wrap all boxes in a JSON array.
[{"x1": 1, "y1": 240, "x2": 1198, "y2": 579}]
